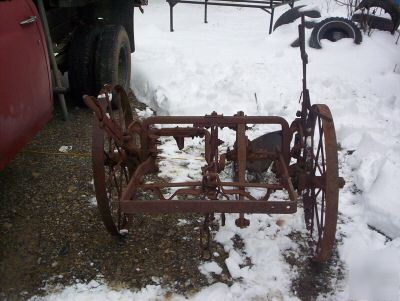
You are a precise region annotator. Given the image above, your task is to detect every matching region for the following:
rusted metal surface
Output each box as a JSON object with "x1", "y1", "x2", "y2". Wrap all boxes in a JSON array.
[
  {"x1": 84, "y1": 16, "x2": 345, "y2": 262},
  {"x1": 89, "y1": 85, "x2": 135, "y2": 236}
]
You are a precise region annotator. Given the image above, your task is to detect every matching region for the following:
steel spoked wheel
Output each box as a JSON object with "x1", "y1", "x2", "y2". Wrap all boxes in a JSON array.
[
  {"x1": 302, "y1": 104, "x2": 339, "y2": 262},
  {"x1": 92, "y1": 88, "x2": 134, "y2": 237}
]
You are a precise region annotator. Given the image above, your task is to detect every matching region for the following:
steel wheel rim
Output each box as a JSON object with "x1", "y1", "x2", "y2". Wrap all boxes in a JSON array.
[
  {"x1": 303, "y1": 104, "x2": 339, "y2": 262},
  {"x1": 92, "y1": 88, "x2": 134, "y2": 236}
]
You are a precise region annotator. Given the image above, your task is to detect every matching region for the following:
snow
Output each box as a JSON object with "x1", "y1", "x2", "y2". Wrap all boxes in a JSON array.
[
  {"x1": 30, "y1": 281, "x2": 165, "y2": 301},
  {"x1": 58, "y1": 146, "x2": 72, "y2": 153},
  {"x1": 199, "y1": 261, "x2": 223, "y2": 276},
  {"x1": 87, "y1": 196, "x2": 97, "y2": 207},
  {"x1": 136, "y1": 107, "x2": 154, "y2": 118},
  {"x1": 35, "y1": 0, "x2": 400, "y2": 300},
  {"x1": 298, "y1": 5, "x2": 320, "y2": 13}
]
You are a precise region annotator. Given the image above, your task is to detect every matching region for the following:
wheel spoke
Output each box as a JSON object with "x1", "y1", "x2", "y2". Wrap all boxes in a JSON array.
[
  {"x1": 314, "y1": 200, "x2": 322, "y2": 236},
  {"x1": 310, "y1": 209, "x2": 314, "y2": 236},
  {"x1": 119, "y1": 166, "x2": 123, "y2": 196},
  {"x1": 318, "y1": 118, "x2": 326, "y2": 173},
  {"x1": 106, "y1": 164, "x2": 118, "y2": 189},
  {"x1": 314, "y1": 118, "x2": 323, "y2": 174},
  {"x1": 316, "y1": 163, "x2": 323, "y2": 176},
  {"x1": 321, "y1": 191, "x2": 325, "y2": 227},
  {"x1": 122, "y1": 166, "x2": 129, "y2": 184},
  {"x1": 106, "y1": 165, "x2": 114, "y2": 189},
  {"x1": 314, "y1": 138, "x2": 322, "y2": 173},
  {"x1": 112, "y1": 169, "x2": 122, "y2": 197}
]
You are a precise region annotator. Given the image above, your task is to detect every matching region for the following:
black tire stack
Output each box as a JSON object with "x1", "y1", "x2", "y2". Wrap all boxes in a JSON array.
[
  {"x1": 309, "y1": 17, "x2": 363, "y2": 49},
  {"x1": 68, "y1": 25, "x2": 131, "y2": 106},
  {"x1": 273, "y1": 6, "x2": 363, "y2": 49}
]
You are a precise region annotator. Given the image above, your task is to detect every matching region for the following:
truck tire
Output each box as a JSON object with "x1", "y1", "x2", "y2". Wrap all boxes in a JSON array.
[
  {"x1": 68, "y1": 25, "x2": 103, "y2": 105},
  {"x1": 309, "y1": 17, "x2": 362, "y2": 49},
  {"x1": 94, "y1": 25, "x2": 131, "y2": 105}
]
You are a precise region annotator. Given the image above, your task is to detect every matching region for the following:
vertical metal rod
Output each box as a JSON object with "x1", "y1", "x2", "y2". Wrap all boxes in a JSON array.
[
  {"x1": 204, "y1": 0, "x2": 208, "y2": 23},
  {"x1": 268, "y1": 6, "x2": 274, "y2": 34},
  {"x1": 36, "y1": 0, "x2": 68, "y2": 121},
  {"x1": 169, "y1": 1, "x2": 174, "y2": 32},
  {"x1": 237, "y1": 124, "x2": 246, "y2": 185},
  {"x1": 237, "y1": 118, "x2": 247, "y2": 224},
  {"x1": 299, "y1": 15, "x2": 311, "y2": 123},
  {"x1": 300, "y1": 15, "x2": 307, "y2": 93},
  {"x1": 210, "y1": 126, "x2": 218, "y2": 169}
]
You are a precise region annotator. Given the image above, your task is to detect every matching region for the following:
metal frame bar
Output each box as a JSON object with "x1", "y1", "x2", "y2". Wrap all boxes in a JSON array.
[
  {"x1": 167, "y1": 0, "x2": 296, "y2": 34},
  {"x1": 113, "y1": 113, "x2": 299, "y2": 215},
  {"x1": 120, "y1": 199, "x2": 297, "y2": 214},
  {"x1": 139, "y1": 115, "x2": 291, "y2": 160},
  {"x1": 37, "y1": 0, "x2": 69, "y2": 121}
]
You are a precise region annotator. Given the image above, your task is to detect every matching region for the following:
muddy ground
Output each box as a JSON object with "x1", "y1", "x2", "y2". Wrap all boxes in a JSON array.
[{"x1": 0, "y1": 100, "x2": 344, "y2": 301}]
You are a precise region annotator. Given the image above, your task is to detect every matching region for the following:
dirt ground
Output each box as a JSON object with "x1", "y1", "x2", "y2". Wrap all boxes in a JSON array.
[{"x1": 0, "y1": 101, "x2": 344, "y2": 301}]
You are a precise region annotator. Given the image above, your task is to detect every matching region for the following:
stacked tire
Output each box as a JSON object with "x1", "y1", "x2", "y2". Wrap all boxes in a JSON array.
[
  {"x1": 272, "y1": 6, "x2": 363, "y2": 49},
  {"x1": 68, "y1": 25, "x2": 131, "y2": 106},
  {"x1": 309, "y1": 17, "x2": 363, "y2": 49}
]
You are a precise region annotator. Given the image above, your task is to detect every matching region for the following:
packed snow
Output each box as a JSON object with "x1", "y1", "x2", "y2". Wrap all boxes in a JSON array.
[
  {"x1": 34, "y1": 0, "x2": 400, "y2": 300},
  {"x1": 199, "y1": 261, "x2": 223, "y2": 276}
]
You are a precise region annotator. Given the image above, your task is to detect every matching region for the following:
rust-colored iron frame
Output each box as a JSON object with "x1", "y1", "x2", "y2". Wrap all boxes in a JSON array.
[
  {"x1": 121, "y1": 114, "x2": 298, "y2": 215},
  {"x1": 84, "y1": 15, "x2": 345, "y2": 261},
  {"x1": 84, "y1": 94, "x2": 299, "y2": 215}
]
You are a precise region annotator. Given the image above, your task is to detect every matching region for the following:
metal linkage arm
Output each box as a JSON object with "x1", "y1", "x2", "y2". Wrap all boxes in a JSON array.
[{"x1": 83, "y1": 94, "x2": 126, "y2": 148}]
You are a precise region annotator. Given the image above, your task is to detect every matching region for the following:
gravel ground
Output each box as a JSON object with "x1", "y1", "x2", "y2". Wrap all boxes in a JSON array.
[
  {"x1": 0, "y1": 97, "x2": 343, "y2": 301},
  {"x1": 0, "y1": 99, "x2": 231, "y2": 301}
]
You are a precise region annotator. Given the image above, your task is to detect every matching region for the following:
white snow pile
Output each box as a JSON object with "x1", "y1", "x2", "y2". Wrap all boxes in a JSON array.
[
  {"x1": 30, "y1": 280, "x2": 165, "y2": 301},
  {"x1": 35, "y1": 0, "x2": 400, "y2": 300}
]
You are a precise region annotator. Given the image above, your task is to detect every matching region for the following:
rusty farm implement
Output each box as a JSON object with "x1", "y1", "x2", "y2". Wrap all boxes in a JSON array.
[{"x1": 84, "y1": 17, "x2": 344, "y2": 262}]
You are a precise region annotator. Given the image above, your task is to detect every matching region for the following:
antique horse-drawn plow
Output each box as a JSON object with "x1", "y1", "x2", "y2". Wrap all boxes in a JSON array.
[{"x1": 84, "y1": 17, "x2": 344, "y2": 262}]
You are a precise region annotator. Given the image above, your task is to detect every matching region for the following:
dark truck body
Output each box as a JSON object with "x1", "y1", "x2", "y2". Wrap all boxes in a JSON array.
[
  {"x1": 42, "y1": 0, "x2": 144, "y2": 71},
  {"x1": 0, "y1": 0, "x2": 146, "y2": 170}
]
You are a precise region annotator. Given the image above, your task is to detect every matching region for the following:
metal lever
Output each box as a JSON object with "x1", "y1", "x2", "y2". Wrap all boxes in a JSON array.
[{"x1": 20, "y1": 16, "x2": 37, "y2": 25}]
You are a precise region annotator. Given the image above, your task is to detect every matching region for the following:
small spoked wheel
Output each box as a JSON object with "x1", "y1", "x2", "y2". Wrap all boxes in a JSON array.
[
  {"x1": 302, "y1": 104, "x2": 339, "y2": 262},
  {"x1": 92, "y1": 87, "x2": 134, "y2": 237}
]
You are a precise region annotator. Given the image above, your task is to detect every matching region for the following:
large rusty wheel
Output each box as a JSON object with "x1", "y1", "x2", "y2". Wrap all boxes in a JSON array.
[
  {"x1": 302, "y1": 104, "x2": 339, "y2": 262},
  {"x1": 92, "y1": 86, "x2": 134, "y2": 237}
]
